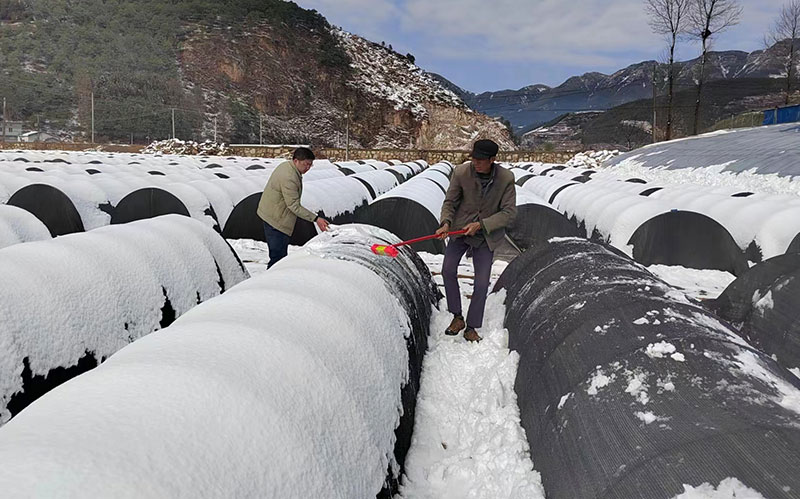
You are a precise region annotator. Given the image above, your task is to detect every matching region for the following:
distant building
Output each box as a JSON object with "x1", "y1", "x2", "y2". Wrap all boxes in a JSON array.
[
  {"x1": 1, "y1": 120, "x2": 25, "y2": 140},
  {"x1": 18, "y1": 131, "x2": 59, "y2": 143}
]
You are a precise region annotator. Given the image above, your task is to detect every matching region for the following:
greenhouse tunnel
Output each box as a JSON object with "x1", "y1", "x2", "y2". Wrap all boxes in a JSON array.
[
  {"x1": 497, "y1": 238, "x2": 800, "y2": 499},
  {"x1": 627, "y1": 210, "x2": 749, "y2": 275},
  {"x1": 222, "y1": 193, "x2": 265, "y2": 241},
  {"x1": 712, "y1": 253, "x2": 800, "y2": 325},
  {"x1": 788, "y1": 232, "x2": 800, "y2": 254},
  {"x1": 0, "y1": 215, "x2": 248, "y2": 426},
  {"x1": 711, "y1": 254, "x2": 800, "y2": 372},
  {"x1": 507, "y1": 202, "x2": 581, "y2": 251},
  {"x1": 0, "y1": 225, "x2": 436, "y2": 499},
  {"x1": 356, "y1": 193, "x2": 446, "y2": 254},
  {"x1": 289, "y1": 179, "x2": 373, "y2": 246},
  {"x1": 7, "y1": 183, "x2": 85, "y2": 236},
  {"x1": 111, "y1": 187, "x2": 191, "y2": 225}
]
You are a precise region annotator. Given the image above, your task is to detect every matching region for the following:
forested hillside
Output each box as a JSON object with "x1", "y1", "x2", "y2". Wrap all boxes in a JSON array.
[{"x1": 0, "y1": 0, "x2": 512, "y2": 148}]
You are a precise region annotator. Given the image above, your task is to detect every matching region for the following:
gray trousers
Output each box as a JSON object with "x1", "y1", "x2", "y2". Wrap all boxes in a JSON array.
[{"x1": 442, "y1": 237, "x2": 494, "y2": 329}]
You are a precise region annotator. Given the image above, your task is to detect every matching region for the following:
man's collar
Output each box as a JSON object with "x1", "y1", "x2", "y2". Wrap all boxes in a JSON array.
[{"x1": 470, "y1": 161, "x2": 496, "y2": 177}]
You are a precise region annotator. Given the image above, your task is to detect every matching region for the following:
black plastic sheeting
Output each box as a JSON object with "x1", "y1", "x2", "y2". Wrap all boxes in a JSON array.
[
  {"x1": 356, "y1": 197, "x2": 444, "y2": 254},
  {"x1": 222, "y1": 192, "x2": 265, "y2": 241},
  {"x1": 712, "y1": 254, "x2": 800, "y2": 371},
  {"x1": 548, "y1": 182, "x2": 579, "y2": 204},
  {"x1": 498, "y1": 239, "x2": 800, "y2": 499},
  {"x1": 310, "y1": 227, "x2": 439, "y2": 497},
  {"x1": 788, "y1": 233, "x2": 800, "y2": 254},
  {"x1": 7, "y1": 184, "x2": 85, "y2": 236},
  {"x1": 507, "y1": 203, "x2": 581, "y2": 251},
  {"x1": 712, "y1": 253, "x2": 800, "y2": 324},
  {"x1": 628, "y1": 210, "x2": 749, "y2": 276},
  {"x1": 111, "y1": 187, "x2": 190, "y2": 225}
]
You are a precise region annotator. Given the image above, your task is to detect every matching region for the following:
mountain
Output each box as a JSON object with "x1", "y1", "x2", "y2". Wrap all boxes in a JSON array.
[
  {"x1": 0, "y1": 0, "x2": 513, "y2": 149},
  {"x1": 522, "y1": 76, "x2": 788, "y2": 152},
  {"x1": 444, "y1": 42, "x2": 795, "y2": 134}
]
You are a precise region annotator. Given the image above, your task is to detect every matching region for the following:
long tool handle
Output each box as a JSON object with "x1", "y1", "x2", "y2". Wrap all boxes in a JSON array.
[{"x1": 392, "y1": 229, "x2": 468, "y2": 249}]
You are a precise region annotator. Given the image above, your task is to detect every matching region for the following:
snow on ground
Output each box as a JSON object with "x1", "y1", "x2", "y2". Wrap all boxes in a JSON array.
[
  {"x1": 227, "y1": 239, "x2": 303, "y2": 276},
  {"x1": 647, "y1": 265, "x2": 736, "y2": 300},
  {"x1": 228, "y1": 241, "x2": 544, "y2": 498},
  {"x1": 400, "y1": 252, "x2": 544, "y2": 499}
]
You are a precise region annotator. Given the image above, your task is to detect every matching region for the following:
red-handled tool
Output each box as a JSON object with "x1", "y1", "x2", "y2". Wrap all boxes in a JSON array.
[{"x1": 371, "y1": 229, "x2": 468, "y2": 258}]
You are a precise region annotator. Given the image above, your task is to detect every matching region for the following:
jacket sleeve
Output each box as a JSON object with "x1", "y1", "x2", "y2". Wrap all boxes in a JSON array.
[
  {"x1": 481, "y1": 180, "x2": 517, "y2": 234},
  {"x1": 439, "y1": 174, "x2": 462, "y2": 227},
  {"x1": 281, "y1": 175, "x2": 318, "y2": 223}
]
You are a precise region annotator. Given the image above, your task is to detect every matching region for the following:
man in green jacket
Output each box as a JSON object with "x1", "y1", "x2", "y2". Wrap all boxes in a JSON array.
[
  {"x1": 257, "y1": 147, "x2": 330, "y2": 268},
  {"x1": 435, "y1": 139, "x2": 517, "y2": 342}
]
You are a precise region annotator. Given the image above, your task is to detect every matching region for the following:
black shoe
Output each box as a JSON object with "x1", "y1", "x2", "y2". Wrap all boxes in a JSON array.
[
  {"x1": 445, "y1": 315, "x2": 465, "y2": 335},
  {"x1": 464, "y1": 327, "x2": 482, "y2": 342}
]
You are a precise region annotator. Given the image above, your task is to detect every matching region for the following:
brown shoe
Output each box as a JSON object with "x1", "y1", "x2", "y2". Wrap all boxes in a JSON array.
[
  {"x1": 464, "y1": 328, "x2": 482, "y2": 342},
  {"x1": 445, "y1": 315, "x2": 465, "y2": 336}
]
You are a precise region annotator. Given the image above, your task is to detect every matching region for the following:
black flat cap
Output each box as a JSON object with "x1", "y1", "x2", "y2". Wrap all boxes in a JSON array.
[{"x1": 471, "y1": 139, "x2": 499, "y2": 159}]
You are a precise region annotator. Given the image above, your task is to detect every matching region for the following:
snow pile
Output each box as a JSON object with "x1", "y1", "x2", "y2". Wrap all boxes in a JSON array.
[
  {"x1": 399, "y1": 253, "x2": 544, "y2": 499},
  {"x1": 673, "y1": 478, "x2": 767, "y2": 499},
  {"x1": 587, "y1": 367, "x2": 615, "y2": 395},
  {"x1": 0, "y1": 227, "x2": 421, "y2": 497},
  {"x1": 0, "y1": 215, "x2": 247, "y2": 424},
  {"x1": 0, "y1": 205, "x2": 51, "y2": 249},
  {"x1": 142, "y1": 139, "x2": 232, "y2": 156},
  {"x1": 565, "y1": 150, "x2": 620, "y2": 170},
  {"x1": 334, "y1": 29, "x2": 465, "y2": 119}
]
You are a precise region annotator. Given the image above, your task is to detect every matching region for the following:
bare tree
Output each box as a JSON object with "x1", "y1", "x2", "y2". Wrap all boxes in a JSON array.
[
  {"x1": 767, "y1": 1, "x2": 800, "y2": 105},
  {"x1": 645, "y1": 0, "x2": 690, "y2": 141},
  {"x1": 688, "y1": 0, "x2": 742, "y2": 135}
]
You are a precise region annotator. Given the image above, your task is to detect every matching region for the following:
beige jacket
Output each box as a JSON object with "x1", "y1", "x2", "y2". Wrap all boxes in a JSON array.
[
  {"x1": 440, "y1": 161, "x2": 517, "y2": 251},
  {"x1": 257, "y1": 160, "x2": 318, "y2": 236}
]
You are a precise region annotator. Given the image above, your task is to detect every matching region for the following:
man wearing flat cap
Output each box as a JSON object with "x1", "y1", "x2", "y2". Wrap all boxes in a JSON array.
[{"x1": 436, "y1": 139, "x2": 517, "y2": 342}]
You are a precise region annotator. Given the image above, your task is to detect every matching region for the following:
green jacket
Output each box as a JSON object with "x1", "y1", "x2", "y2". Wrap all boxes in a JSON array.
[
  {"x1": 440, "y1": 161, "x2": 517, "y2": 251},
  {"x1": 257, "y1": 160, "x2": 318, "y2": 236}
]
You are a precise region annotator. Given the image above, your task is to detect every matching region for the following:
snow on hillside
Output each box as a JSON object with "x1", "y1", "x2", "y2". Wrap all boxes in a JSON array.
[
  {"x1": 334, "y1": 29, "x2": 466, "y2": 119},
  {"x1": 565, "y1": 150, "x2": 620, "y2": 169}
]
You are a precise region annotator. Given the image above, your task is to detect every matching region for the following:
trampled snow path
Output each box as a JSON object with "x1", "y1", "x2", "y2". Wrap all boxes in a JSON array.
[
  {"x1": 228, "y1": 240, "x2": 544, "y2": 498},
  {"x1": 400, "y1": 253, "x2": 544, "y2": 499}
]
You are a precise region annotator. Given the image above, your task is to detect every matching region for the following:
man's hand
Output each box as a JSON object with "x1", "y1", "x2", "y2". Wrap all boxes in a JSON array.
[
  {"x1": 316, "y1": 217, "x2": 330, "y2": 232},
  {"x1": 435, "y1": 223, "x2": 450, "y2": 240},
  {"x1": 463, "y1": 222, "x2": 482, "y2": 237}
]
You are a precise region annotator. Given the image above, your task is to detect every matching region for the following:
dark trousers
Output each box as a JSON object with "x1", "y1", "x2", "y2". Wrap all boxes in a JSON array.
[
  {"x1": 263, "y1": 222, "x2": 290, "y2": 269},
  {"x1": 442, "y1": 237, "x2": 494, "y2": 329}
]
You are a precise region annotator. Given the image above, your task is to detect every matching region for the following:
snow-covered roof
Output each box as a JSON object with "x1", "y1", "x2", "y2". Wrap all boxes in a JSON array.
[{"x1": 606, "y1": 124, "x2": 800, "y2": 185}]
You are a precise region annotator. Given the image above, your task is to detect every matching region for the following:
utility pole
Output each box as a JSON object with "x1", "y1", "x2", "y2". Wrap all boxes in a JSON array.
[
  {"x1": 171, "y1": 108, "x2": 176, "y2": 139},
  {"x1": 91, "y1": 92, "x2": 95, "y2": 144},
  {"x1": 259, "y1": 114, "x2": 263, "y2": 145},
  {"x1": 344, "y1": 112, "x2": 349, "y2": 161},
  {"x1": 2, "y1": 97, "x2": 6, "y2": 144},
  {"x1": 652, "y1": 63, "x2": 657, "y2": 144},
  {"x1": 213, "y1": 116, "x2": 217, "y2": 143}
]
